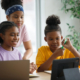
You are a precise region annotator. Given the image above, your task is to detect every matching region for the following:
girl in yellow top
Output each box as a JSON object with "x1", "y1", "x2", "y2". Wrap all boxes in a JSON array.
[{"x1": 36, "y1": 14, "x2": 80, "y2": 72}]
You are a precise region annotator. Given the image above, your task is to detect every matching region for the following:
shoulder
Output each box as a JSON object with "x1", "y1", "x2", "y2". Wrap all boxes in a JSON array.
[
  {"x1": 20, "y1": 24, "x2": 28, "y2": 31},
  {"x1": 20, "y1": 24, "x2": 28, "y2": 35},
  {"x1": 13, "y1": 48, "x2": 21, "y2": 54},
  {"x1": 0, "y1": 45, "x2": 2, "y2": 50},
  {"x1": 37, "y1": 46, "x2": 51, "y2": 60},
  {"x1": 38, "y1": 46, "x2": 50, "y2": 51},
  {"x1": 19, "y1": 24, "x2": 27, "y2": 33},
  {"x1": 0, "y1": 46, "x2": 5, "y2": 60},
  {"x1": 0, "y1": 46, "x2": 4, "y2": 54}
]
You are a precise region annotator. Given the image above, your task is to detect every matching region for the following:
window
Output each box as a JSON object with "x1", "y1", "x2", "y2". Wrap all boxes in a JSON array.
[
  {"x1": 24, "y1": 0, "x2": 37, "y2": 52},
  {"x1": 17, "y1": 0, "x2": 37, "y2": 56}
]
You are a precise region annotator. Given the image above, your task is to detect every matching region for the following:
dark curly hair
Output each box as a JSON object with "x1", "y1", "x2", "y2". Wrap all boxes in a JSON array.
[
  {"x1": 44, "y1": 14, "x2": 62, "y2": 36},
  {"x1": 1, "y1": 0, "x2": 23, "y2": 11}
]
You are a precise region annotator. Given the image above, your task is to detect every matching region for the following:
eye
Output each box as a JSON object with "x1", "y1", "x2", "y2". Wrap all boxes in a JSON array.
[
  {"x1": 10, "y1": 34, "x2": 14, "y2": 36},
  {"x1": 21, "y1": 16, "x2": 24, "y2": 19},
  {"x1": 13, "y1": 15, "x2": 18, "y2": 18},
  {"x1": 49, "y1": 38, "x2": 53, "y2": 40},
  {"x1": 17, "y1": 34, "x2": 19, "y2": 36},
  {"x1": 14, "y1": 16, "x2": 18, "y2": 18},
  {"x1": 56, "y1": 38, "x2": 59, "y2": 40}
]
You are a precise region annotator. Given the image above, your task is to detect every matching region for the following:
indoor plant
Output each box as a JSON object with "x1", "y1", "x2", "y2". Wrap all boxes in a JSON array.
[{"x1": 61, "y1": 0, "x2": 80, "y2": 51}]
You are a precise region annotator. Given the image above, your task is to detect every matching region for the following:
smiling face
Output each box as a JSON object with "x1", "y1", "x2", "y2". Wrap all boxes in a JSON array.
[
  {"x1": 44, "y1": 31, "x2": 63, "y2": 52},
  {"x1": 1, "y1": 26, "x2": 19, "y2": 50},
  {"x1": 6, "y1": 11, "x2": 24, "y2": 28}
]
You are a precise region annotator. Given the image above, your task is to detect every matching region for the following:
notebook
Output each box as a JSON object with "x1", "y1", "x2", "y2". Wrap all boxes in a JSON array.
[
  {"x1": 29, "y1": 74, "x2": 39, "y2": 78},
  {"x1": 44, "y1": 70, "x2": 51, "y2": 74},
  {"x1": 0, "y1": 60, "x2": 30, "y2": 80}
]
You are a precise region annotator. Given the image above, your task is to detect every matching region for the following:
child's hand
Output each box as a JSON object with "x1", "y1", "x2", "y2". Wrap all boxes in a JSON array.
[
  {"x1": 53, "y1": 48, "x2": 65, "y2": 58},
  {"x1": 30, "y1": 62, "x2": 37, "y2": 74},
  {"x1": 62, "y1": 38, "x2": 73, "y2": 50}
]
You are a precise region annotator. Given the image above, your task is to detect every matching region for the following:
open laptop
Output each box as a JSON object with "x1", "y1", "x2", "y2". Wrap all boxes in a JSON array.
[{"x1": 0, "y1": 60, "x2": 30, "y2": 80}]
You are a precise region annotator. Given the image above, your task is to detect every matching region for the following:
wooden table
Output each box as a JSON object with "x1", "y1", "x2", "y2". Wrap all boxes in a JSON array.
[
  {"x1": 29, "y1": 69, "x2": 80, "y2": 80},
  {"x1": 29, "y1": 72, "x2": 51, "y2": 80}
]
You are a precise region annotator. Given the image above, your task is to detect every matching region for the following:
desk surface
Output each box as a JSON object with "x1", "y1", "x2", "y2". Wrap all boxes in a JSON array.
[
  {"x1": 29, "y1": 69, "x2": 80, "y2": 80},
  {"x1": 29, "y1": 72, "x2": 51, "y2": 80}
]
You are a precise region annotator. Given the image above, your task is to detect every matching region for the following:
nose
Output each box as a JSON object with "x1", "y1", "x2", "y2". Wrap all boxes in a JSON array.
[
  {"x1": 18, "y1": 17, "x2": 22, "y2": 22},
  {"x1": 14, "y1": 35, "x2": 19, "y2": 40},
  {"x1": 53, "y1": 40, "x2": 57, "y2": 43}
]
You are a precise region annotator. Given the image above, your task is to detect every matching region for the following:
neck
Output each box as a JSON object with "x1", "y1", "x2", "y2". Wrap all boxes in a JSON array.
[{"x1": 1, "y1": 44, "x2": 13, "y2": 51}]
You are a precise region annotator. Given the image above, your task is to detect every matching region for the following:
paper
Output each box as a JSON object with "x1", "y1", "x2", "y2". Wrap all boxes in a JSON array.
[
  {"x1": 44, "y1": 70, "x2": 51, "y2": 74},
  {"x1": 29, "y1": 74, "x2": 39, "y2": 78}
]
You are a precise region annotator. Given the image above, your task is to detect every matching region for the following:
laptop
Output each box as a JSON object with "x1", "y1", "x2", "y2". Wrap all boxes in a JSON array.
[{"x1": 0, "y1": 60, "x2": 30, "y2": 80}]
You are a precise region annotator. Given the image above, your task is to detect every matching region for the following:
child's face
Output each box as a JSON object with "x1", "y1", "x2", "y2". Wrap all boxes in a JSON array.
[
  {"x1": 6, "y1": 11, "x2": 24, "y2": 28},
  {"x1": 44, "y1": 31, "x2": 63, "y2": 52},
  {"x1": 1, "y1": 27, "x2": 19, "y2": 48}
]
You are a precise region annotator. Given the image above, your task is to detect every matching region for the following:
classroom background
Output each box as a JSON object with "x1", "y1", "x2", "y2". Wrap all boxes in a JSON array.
[{"x1": 0, "y1": 0, "x2": 80, "y2": 62}]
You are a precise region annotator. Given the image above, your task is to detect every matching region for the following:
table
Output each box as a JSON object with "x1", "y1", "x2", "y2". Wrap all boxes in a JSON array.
[
  {"x1": 29, "y1": 69, "x2": 80, "y2": 80},
  {"x1": 29, "y1": 72, "x2": 51, "y2": 80}
]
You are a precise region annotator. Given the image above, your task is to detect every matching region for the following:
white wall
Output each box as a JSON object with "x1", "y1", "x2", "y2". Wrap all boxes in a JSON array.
[
  {"x1": 0, "y1": 0, "x2": 6, "y2": 22},
  {"x1": 41, "y1": 0, "x2": 80, "y2": 46},
  {"x1": 0, "y1": 0, "x2": 80, "y2": 47}
]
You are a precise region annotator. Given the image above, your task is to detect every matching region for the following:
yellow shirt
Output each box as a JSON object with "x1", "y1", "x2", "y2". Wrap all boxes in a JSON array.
[{"x1": 36, "y1": 46, "x2": 77, "y2": 70}]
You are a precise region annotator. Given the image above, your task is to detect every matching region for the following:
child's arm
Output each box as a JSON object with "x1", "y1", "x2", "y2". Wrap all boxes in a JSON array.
[
  {"x1": 23, "y1": 41, "x2": 33, "y2": 59},
  {"x1": 70, "y1": 46, "x2": 80, "y2": 63},
  {"x1": 37, "y1": 48, "x2": 64, "y2": 72},
  {"x1": 62, "y1": 38, "x2": 80, "y2": 65}
]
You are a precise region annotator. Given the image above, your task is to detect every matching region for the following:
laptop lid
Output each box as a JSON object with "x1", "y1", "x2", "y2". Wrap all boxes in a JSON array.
[{"x1": 0, "y1": 60, "x2": 30, "y2": 80}]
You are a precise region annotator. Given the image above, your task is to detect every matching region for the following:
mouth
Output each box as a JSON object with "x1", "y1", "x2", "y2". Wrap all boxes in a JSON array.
[
  {"x1": 51, "y1": 45, "x2": 58, "y2": 48},
  {"x1": 12, "y1": 41, "x2": 18, "y2": 45},
  {"x1": 16, "y1": 23, "x2": 22, "y2": 27}
]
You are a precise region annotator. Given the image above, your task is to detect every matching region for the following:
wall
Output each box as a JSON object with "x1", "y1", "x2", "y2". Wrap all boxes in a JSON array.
[
  {"x1": 0, "y1": 0, "x2": 6, "y2": 22},
  {"x1": 41, "y1": 0, "x2": 80, "y2": 46},
  {"x1": 0, "y1": 0, "x2": 80, "y2": 48}
]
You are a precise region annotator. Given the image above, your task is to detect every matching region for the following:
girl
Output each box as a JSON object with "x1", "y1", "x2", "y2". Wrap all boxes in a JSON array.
[
  {"x1": 0, "y1": 21, "x2": 21, "y2": 60},
  {"x1": 0, "y1": 21, "x2": 36, "y2": 73},
  {"x1": 36, "y1": 14, "x2": 80, "y2": 72},
  {"x1": 1, "y1": 0, "x2": 32, "y2": 60}
]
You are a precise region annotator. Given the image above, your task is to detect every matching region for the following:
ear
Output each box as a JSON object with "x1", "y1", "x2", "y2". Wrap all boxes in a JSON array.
[
  {"x1": 61, "y1": 35, "x2": 63, "y2": 40},
  {"x1": 6, "y1": 15, "x2": 9, "y2": 21},
  {"x1": 44, "y1": 37, "x2": 47, "y2": 42},
  {"x1": 0, "y1": 33, "x2": 4, "y2": 40}
]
